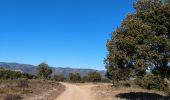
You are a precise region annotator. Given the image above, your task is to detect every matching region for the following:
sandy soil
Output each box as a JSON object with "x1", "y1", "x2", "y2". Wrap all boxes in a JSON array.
[{"x1": 55, "y1": 83, "x2": 96, "y2": 100}]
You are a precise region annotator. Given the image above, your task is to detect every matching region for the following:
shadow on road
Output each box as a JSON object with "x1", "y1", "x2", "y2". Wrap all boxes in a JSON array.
[{"x1": 115, "y1": 92, "x2": 170, "y2": 100}]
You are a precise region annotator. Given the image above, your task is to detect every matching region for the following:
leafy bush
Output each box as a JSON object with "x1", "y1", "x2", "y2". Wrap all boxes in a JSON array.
[
  {"x1": 3, "y1": 94, "x2": 22, "y2": 100},
  {"x1": 112, "y1": 81, "x2": 131, "y2": 87},
  {"x1": 120, "y1": 81, "x2": 131, "y2": 87},
  {"x1": 101, "y1": 77, "x2": 111, "y2": 83},
  {"x1": 134, "y1": 74, "x2": 169, "y2": 91},
  {"x1": 87, "y1": 71, "x2": 101, "y2": 82},
  {"x1": 69, "y1": 73, "x2": 81, "y2": 82},
  {"x1": 0, "y1": 68, "x2": 37, "y2": 80},
  {"x1": 22, "y1": 73, "x2": 37, "y2": 79},
  {"x1": 53, "y1": 74, "x2": 66, "y2": 81},
  {"x1": 37, "y1": 63, "x2": 52, "y2": 79},
  {"x1": 0, "y1": 68, "x2": 22, "y2": 80}
]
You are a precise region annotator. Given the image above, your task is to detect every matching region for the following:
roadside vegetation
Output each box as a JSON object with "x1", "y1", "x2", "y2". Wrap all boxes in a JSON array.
[
  {"x1": 97, "y1": 0, "x2": 170, "y2": 99},
  {"x1": 0, "y1": 63, "x2": 65, "y2": 100},
  {"x1": 67, "y1": 71, "x2": 111, "y2": 83},
  {"x1": 0, "y1": 62, "x2": 109, "y2": 100},
  {"x1": 106, "y1": 0, "x2": 170, "y2": 91},
  {"x1": 0, "y1": 68, "x2": 37, "y2": 80},
  {"x1": 0, "y1": 79, "x2": 65, "y2": 100}
]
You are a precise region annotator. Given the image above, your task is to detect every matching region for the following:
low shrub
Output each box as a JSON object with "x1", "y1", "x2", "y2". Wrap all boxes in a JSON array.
[
  {"x1": 53, "y1": 74, "x2": 66, "y2": 81},
  {"x1": 17, "y1": 79, "x2": 29, "y2": 88},
  {"x1": 87, "y1": 71, "x2": 101, "y2": 82},
  {"x1": 101, "y1": 77, "x2": 111, "y2": 83},
  {"x1": 134, "y1": 74, "x2": 169, "y2": 91},
  {"x1": 113, "y1": 81, "x2": 131, "y2": 87},
  {"x1": 121, "y1": 81, "x2": 131, "y2": 87},
  {"x1": 21, "y1": 89, "x2": 33, "y2": 94}
]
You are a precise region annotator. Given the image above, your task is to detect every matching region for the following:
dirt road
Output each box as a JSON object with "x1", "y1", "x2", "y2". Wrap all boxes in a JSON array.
[{"x1": 55, "y1": 83, "x2": 96, "y2": 100}]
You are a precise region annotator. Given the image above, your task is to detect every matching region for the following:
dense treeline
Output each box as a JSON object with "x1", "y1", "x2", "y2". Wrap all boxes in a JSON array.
[
  {"x1": 0, "y1": 68, "x2": 37, "y2": 80},
  {"x1": 105, "y1": 0, "x2": 170, "y2": 91},
  {"x1": 67, "y1": 71, "x2": 110, "y2": 83},
  {"x1": 0, "y1": 63, "x2": 109, "y2": 83},
  {"x1": 0, "y1": 62, "x2": 53, "y2": 80}
]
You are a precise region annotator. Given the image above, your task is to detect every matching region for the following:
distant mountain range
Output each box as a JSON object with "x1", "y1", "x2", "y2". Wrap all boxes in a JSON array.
[{"x1": 0, "y1": 62, "x2": 105, "y2": 77}]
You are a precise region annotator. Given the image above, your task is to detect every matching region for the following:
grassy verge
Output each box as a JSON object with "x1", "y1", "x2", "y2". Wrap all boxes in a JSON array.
[{"x1": 0, "y1": 79, "x2": 65, "y2": 100}]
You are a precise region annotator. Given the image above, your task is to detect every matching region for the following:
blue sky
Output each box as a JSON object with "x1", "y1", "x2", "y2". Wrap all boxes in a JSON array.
[{"x1": 0, "y1": 0, "x2": 135, "y2": 70}]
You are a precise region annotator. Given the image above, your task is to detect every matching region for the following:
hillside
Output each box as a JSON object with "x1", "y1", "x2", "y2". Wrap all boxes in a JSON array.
[{"x1": 0, "y1": 62, "x2": 105, "y2": 77}]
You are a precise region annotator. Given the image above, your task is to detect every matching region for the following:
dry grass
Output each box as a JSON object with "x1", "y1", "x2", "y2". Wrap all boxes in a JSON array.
[
  {"x1": 3, "y1": 94, "x2": 22, "y2": 100},
  {"x1": 92, "y1": 84, "x2": 170, "y2": 100},
  {"x1": 0, "y1": 79, "x2": 65, "y2": 100}
]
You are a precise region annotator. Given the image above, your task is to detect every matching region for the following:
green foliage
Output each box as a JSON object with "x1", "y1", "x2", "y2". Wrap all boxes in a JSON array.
[
  {"x1": 0, "y1": 68, "x2": 22, "y2": 80},
  {"x1": 101, "y1": 77, "x2": 111, "y2": 83},
  {"x1": 22, "y1": 73, "x2": 37, "y2": 79},
  {"x1": 87, "y1": 71, "x2": 101, "y2": 82},
  {"x1": 0, "y1": 68, "x2": 36, "y2": 80},
  {"x1": 37, "y1": 63, "x2": 52, "y2": 79},
  {"x1": 106, "y1": 67, "x2": 133, "y2": 85},
  {"x1": 113, "y1": 81, "x2": 131, "y2": 87},
  {"x1": 105, "y1": 0, "x2": 170, "y2": 88},
  {"x1": 134, "y1": 74, "x2": 169, "y2": 91},
  {"x1": 81, "y1": 76, "x2": 88, "y2": 82},
  {"x1": 53, "y1": 74, "x2": 66, "y2": 81},
  {"x1": 69, "y1": 73, "x2": 81, "y2": 82}
]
